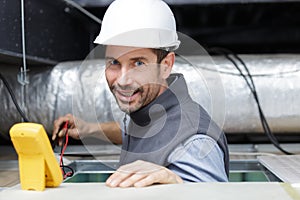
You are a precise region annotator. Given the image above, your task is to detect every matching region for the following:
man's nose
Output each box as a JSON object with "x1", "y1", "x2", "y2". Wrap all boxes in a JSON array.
[{"x1": 117, "y1": 65, "x2": 133, "y2": 86}]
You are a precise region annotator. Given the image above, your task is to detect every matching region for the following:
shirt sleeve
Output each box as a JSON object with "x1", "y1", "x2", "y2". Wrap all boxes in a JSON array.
[{"x1": 167, "y1": 134, "x2": 228, "y2": 182}]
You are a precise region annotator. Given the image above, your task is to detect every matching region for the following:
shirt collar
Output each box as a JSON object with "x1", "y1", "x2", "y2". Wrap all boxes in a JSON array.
[{"x1": 129, "y1": 73, "x2": 189, "y2": 126}]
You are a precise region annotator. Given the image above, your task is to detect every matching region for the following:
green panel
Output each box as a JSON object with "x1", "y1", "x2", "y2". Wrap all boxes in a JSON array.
[
  {"x1": 65, "y1": 171, "x2": 269, "y2": 183},
  {"x1": 229, "y1": 172, "x2": 269, "y2": 182},
  {"x1": 64, "y1": 173, "x2": 112, "y2": 183}
]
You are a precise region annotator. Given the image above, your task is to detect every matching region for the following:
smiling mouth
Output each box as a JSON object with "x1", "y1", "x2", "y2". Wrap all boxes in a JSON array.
[
  {"x1": 119, "y1": 89, "x2": 139, "y2": 97},
  {"x1": 115, "y1": 88, "x2": 141, "y2": 102}
]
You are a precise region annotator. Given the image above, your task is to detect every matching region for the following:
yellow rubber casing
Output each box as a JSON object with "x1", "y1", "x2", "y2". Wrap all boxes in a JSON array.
[{"x1": 10, "y1": 123, "x2": 63, "y2": 191}]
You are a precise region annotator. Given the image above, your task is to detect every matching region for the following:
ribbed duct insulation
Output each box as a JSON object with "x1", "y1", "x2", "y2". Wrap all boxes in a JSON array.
[{"x1": 1, "y1": 54, "x2": 300, "y2": 139}]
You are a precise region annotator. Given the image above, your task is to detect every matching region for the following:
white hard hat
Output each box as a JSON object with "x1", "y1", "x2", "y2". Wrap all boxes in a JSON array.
[{"x1": 94, "y1": 0, "x2": 180, "y2": 51}]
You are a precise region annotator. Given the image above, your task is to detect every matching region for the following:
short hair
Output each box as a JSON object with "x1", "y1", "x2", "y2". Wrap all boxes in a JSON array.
[{"x1": 151, "y1": 49, "x2": 170, "y2": 64}]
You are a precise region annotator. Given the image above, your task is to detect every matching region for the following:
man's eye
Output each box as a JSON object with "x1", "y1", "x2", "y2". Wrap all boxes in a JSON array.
[
  {"x1": 110, "y1": 60, "x2": 120, "y2": 65},
  {"x1": 135, "y1": 61, "x2": 145, "y2": 67},
  {"x1": 106, "y1": 59, "x2": 120, "y2": 70}
]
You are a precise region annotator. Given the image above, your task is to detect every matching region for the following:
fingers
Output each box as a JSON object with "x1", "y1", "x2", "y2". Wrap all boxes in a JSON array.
[
  {"x1": 106, "y1": 160, "x2": 183, "y2": 188},
  {"x1": 53, "y1": 116, "x2": 67, "y2": 140},
  {"x1": 67, "y1": 128, "x2": 80, "y2": 140},
  {"x1": 118, "y1": 173, "x2": 148, "y2": 188},
  {"x1": 106, "y1": 169, "x2": 135, "y2": 187},
  {"x1": 52, "y1": 114, "x2": 75, "y2": 144},
  {"x1": 57, "y1": 129, "x2": 66, "y2": 146},
  {"x1": 134, "y1": 167, "x2": 183, "y2": 187}
]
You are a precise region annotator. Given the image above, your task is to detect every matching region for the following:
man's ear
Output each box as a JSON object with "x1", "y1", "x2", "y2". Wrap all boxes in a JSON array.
[{"x1": 160, "y1": 52, "x2": 175, "y2": 79}]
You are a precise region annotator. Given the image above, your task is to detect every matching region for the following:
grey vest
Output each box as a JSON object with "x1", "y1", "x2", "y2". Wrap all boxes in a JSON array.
[{"x1": 119, "y1": 73, "x2": 229, "y2": 177}]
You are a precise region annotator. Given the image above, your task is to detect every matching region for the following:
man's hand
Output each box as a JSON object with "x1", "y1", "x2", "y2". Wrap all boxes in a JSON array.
[
  {"x1": 106, "y1": 160, "x2": 183, "y2": 188},
  {"x1": 52, "y1": 114, "x2": 88, "y2": 146},
  {"x1": 52, "y1": 114, "x2": 123, "y2": 146}
]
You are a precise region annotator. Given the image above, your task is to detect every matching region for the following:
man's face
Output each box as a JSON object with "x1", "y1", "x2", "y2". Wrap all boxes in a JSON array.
[{"x1": 105, "y1": 46, "x2": 170, "y2": 113}]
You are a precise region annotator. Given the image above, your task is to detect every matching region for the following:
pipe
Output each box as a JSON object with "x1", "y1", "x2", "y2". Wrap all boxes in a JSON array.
[{"x1": 1, "y1": 54, "x2": 300, "y2": 139}]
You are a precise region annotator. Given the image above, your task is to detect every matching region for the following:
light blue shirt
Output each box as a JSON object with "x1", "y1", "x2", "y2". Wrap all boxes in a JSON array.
[
  {"x1": 167, "y1": 134, "x2": 228, "y2": 182},
  {"x1": 122, "y1": 117, "x2": 228, "y2": 182}
]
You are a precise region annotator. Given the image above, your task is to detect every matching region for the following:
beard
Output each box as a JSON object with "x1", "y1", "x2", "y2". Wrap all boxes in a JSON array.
[{"x1": 111, "y1": 84, "x2": 144, "y2": 114}]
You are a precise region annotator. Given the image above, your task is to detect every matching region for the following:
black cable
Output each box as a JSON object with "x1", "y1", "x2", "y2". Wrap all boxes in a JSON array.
[
  {"x1": 179, "y1": 50, "x2": 300, "y2": 77},
  {"x1": 209, "y1": 47, "x2": 293, "y2": 155},
  {"x1": 0, "y1": 72, "x2": 29, "y2": 122},
  {"x1": 61, "y1": 165, "x2": 74, "y2": 177},
  {"x1": 233, "y1": 53, "x2": 293, "y2": 155}
]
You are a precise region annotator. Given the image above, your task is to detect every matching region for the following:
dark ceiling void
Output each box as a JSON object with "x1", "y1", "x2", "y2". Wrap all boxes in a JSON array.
[
  {"x1": 86, "y1": 2, "x2": 300, "y2": 54},
  {"x1": 1, "y1": 1, "x2": 300, "y2": 65}
]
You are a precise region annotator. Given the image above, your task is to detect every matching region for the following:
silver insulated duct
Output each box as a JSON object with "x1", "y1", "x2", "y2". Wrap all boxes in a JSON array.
[{"x1": 0, "y1": 54, "x2": 300, "y2": 140}]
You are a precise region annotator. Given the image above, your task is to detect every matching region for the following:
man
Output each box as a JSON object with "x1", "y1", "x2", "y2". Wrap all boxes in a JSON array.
[{"x1": 52, "y1": 0, "x2": 229, "y2": 187}]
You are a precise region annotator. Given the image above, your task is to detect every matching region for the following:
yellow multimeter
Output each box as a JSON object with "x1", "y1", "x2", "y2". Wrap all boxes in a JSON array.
[{"x1": 10, "y1": 123, "x2": 63, "y2": 191}]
